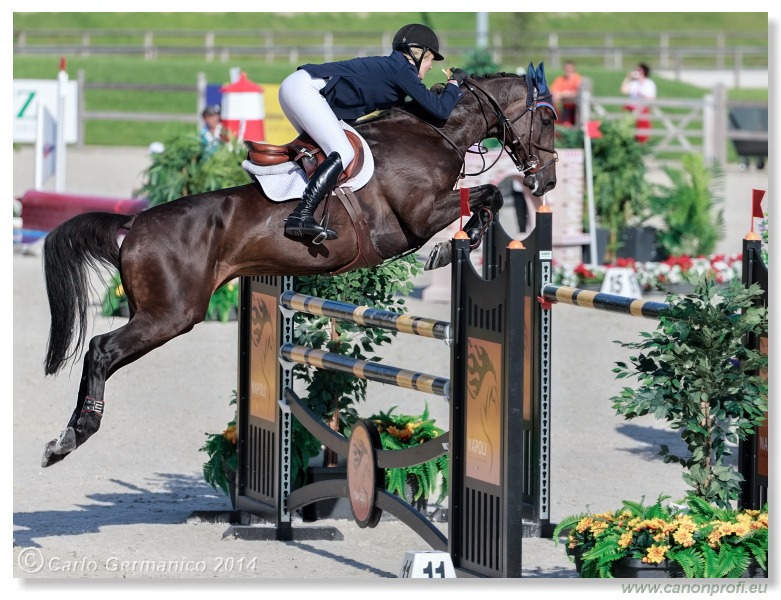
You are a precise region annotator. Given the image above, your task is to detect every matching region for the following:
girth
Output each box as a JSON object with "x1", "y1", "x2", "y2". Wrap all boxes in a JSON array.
[{"x1": 244, "y1": 131, "x2": 364, "y2": 184}]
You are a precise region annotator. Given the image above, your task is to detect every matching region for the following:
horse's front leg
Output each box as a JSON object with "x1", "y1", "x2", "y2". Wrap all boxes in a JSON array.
[
  {"x1": 466, "y1": 183, "x2": 504, "y2": 214},
  {"x1": 424, "y1": 184, "x2": 504, "y2": 270}
]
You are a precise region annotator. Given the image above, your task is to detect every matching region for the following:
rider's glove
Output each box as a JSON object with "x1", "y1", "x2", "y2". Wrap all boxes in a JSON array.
[{"x1": 448, "y1": 67, "x2": 468, "y2": 86}]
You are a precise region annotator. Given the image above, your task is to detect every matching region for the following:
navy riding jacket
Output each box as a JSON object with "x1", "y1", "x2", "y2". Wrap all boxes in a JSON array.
[{"x1": 299, "y1": 50, "x2": 463, "y2": 123}]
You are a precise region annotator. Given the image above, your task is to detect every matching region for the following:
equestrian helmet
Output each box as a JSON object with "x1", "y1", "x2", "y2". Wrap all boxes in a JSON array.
[{"x1": 392, "y1": 24, "x2": 444, "y2": 61}]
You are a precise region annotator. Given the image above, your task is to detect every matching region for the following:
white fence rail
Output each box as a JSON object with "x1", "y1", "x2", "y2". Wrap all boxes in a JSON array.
[
  {"x1": 53, "y1": 70, "x2": 767, "y2": 166},
  {"x1": 14, "y1": 28, "x2": 768, "y2": 71},
  {"x1": 578, "y1": 80, "x2": 767, "y2": 166}
]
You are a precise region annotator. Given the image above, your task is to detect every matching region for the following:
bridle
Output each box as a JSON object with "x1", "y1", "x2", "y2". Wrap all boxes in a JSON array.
[{"x1": 463, "y1": 75, "x2": 559, "y2": 179}]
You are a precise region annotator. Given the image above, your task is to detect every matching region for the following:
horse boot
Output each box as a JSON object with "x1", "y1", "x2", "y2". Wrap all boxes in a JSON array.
[{"x1": 284, "y1": 152, "x2": 342, "y2": 244}]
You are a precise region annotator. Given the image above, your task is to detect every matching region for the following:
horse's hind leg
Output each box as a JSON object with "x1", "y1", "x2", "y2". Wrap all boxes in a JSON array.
[{"x1": 41, "y1": 309, "x2": 203, "y2": 467}]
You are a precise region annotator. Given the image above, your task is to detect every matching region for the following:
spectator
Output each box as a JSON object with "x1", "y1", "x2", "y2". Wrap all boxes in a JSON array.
[
  {"x1": 200, "y1": 105, "x2": 226, "y2": 152},
  {"x1": 549, "y1": 60, "x2": 583, "y2": 126},
  {"x1": 620, "y1": 62, "x2": 657, "y2": 142}
]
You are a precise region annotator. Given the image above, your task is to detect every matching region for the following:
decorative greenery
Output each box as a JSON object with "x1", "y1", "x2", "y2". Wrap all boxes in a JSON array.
[
  {"x1": 649, "y1": 153, "x2": 726, "y2": 258},
  {"x1": 758, "y1": 211, "x2": 769, "y2": 265},
  {"x1": 554, "y1": 124, "x2": 583, "y2": 149},
  {"x1": 365, "y1": 404, "x2": 449, "y2": 507},
  {"x1": 590, "y1": 118, "x2": 654, "y2": 261},
  {"x1": 199, "y1": 391, "x2": 237, "y2": 498},
  {"x1": 101, "y1": 271, "x2": 127, "y2": 317},
  {"x1": 554, "y1": 494, "x2": 768, "y2": 578},
  {"x1": 552, "y1": 254, "x2": 744, "y2": 293},
  {"x1": 206, "y1": 279, "x2": 239, "y2": 322},
  {"x1": 102, "y1": 272, "x2": 240, "y2": 323},
  {"x1": 461, "y1": 48, "x2": 500, "y2": 76},
  {"x1": 102, "y1": 131, "x2": 250, "y2": 318},
  {"x1": 291, "y1": 255, "x2": 423, "y2": 475},
  {"x1": 571, "y1": 263, "x2": 607, "y2": 287},
  {"x1": 611, "y1": 277, "x2": 768, "y2": 507},
  {"x1": 138, "y1": 132, "x2": 249, "y2": 207}
]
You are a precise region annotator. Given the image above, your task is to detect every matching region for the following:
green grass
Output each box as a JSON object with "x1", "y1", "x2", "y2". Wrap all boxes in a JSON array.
[
  {"x1": 13, "y1": 12, "x2": 767, "y2": 36},
  {"x1": 13, "y1": 12, "x2": 767, "y2": 147}
]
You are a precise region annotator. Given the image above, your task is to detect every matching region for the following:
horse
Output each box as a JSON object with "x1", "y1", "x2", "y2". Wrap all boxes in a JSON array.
[{"x1": 40, "y1": 64, "x2": 558, "y2": 468}]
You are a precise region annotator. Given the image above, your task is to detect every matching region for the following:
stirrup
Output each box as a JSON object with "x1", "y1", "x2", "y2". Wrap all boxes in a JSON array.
[
  {"x1": 284, "y1": 215, "x2": 338, "y2": 244},
  {"x1": 310, "y1": 217, "x2": 339, "y2": 244},
  {"x1": 311, "y1": 231, "x2": 329, "y2": 245}
]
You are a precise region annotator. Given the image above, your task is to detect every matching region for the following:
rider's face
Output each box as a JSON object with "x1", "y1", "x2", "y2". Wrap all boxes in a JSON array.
[{"x1": 418, "y1": 53, "x2": 434, "y2": 79}]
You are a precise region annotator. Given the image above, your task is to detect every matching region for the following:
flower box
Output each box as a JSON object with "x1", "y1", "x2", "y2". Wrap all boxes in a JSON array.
[
  {"x1": 552, "y1": 252, "x2": 743, "y2": 295},
  {"x1": 555, "y1": 495, "x2": 769, "y2": 579}
]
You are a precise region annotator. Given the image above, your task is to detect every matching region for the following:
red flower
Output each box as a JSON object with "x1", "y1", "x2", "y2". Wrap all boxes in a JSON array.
[
  {"x1": 615, "y1": 257, "x2": 637, "y2": 270},
  {"x1": 574, "y1": 264, "x2": 596, "y2": 279}
]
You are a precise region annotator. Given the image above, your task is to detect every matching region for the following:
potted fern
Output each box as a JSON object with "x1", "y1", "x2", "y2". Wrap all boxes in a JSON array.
[
  {"x1": 199, "y1": 392, "x2": 238, "y2": 507},
  {"x1": 102, "y1": 131, "x2": 249, "y2": 319},
  {"x1": 611, "y1": 277, "x2": 768, "y2": 508},
  {"x1": 554, "y1": 495, "x2": 768, "y2": 578},
  {"x1": 553, "y1": 276, "x2": 769, "y2": 577},
  {"x1": 649, "y1": 153, "x2": 725, "y2": 260},
  {"x1": 292, "y1": 255, "x2": 423, "y2": 519},
  {"x1": 365, "y1": 404, "x2": 448, "y2": 512}
]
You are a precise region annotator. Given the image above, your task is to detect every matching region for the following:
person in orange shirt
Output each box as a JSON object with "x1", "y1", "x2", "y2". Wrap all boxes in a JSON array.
[{"x1": 550, "y1": 61, "x2": 582, "y2": 126}]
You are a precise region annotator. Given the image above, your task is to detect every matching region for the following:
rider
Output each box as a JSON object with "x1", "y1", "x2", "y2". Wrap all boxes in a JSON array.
[{"x1": 279, "y1": 23, "x2": 468, "y2": 242}]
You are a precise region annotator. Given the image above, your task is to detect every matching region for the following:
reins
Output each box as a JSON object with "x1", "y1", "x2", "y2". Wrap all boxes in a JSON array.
[
  {"x1": 463, "y1": 75, "x2": 558, "y2": 178},
  {"x1": 369, "y1": 74, "x2": 560, "y2": 269}
]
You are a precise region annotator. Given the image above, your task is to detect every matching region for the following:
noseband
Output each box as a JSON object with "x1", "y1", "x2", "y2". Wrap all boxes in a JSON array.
[{"x1": 464, "y1": 76, "x2": 558, "y2": 178}]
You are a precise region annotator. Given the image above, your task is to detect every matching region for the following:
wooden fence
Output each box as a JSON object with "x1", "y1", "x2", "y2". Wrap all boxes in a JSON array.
[
  {"x1": 14, "y1": 28, "x2": 768, "y2": 71},
  {"x1": 70, "y1": 70, "x2": 767, "y2": 167},
  {"x1": 578, "y1": 80, "x2": 767, "y2": 166}
]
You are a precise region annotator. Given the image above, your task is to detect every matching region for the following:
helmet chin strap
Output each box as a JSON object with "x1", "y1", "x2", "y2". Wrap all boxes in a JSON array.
[{"x1": 402, "y1": 44, "x2": 427, "y2": 73}]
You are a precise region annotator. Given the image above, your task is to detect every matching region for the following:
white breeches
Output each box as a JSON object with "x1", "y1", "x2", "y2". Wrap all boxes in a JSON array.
[{"x1": 278, "y1": 69, "x2": 355, "y2": 166}]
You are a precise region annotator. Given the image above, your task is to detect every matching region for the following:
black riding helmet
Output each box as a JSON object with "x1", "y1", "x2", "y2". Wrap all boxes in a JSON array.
[{"x1": 392, "y1": 23, "x2": 444, "y2": 72}]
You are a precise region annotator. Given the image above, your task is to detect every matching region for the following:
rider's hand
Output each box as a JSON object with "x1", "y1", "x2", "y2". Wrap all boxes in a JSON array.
[{"x1": 448, "y1": 67, "x2": 468, "y2": 86}]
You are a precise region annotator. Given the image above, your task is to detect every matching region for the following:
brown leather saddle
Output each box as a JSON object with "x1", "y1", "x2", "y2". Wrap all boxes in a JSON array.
[{"x1": 244, "y1": 130, "x2": 365, "y2": 185}]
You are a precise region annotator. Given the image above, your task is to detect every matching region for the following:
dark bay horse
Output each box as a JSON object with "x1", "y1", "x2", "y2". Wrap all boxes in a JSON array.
[{"x1": 40, "y1": 66, "x2": 558, "y2": 467}]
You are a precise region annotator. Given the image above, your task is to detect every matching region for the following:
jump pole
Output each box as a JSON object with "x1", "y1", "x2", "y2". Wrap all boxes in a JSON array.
[{"x1": 231, "y1": 210, "x2": 554, "y2": 578}]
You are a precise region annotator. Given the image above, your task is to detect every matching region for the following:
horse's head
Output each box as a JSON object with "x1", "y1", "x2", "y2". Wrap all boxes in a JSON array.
[{"x1": 460, "y1": 66, "x2": 558, "y2": 197}]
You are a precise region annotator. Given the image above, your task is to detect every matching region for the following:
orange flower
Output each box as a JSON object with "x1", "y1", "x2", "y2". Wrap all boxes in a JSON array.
[
  {"x1": 590, "y1": 520, "x2": 609, "y2": 536},
  {"x1": 387, "y1": 425, "x2": 412, "y2": 442},
  {"x1": 576, "y1": 518, "x2": 594, "y2": 533},
  {"x1": 223, "y1": 424, "x2": 237, "y2": 444},
  {"x1": 673, "y1": 529, "x2": 695, "y2": 547},
  {"x1": 642, "y1": 545, "x2": 670, "y2": 564}
]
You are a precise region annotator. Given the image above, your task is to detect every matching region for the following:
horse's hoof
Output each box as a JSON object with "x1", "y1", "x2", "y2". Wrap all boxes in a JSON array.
[
  {"x1": 53, "y1": 427, "x2": 77, "y2": 454},
  {"x1": 424, "y1": 242, "x2": 452, "y2": 270},
  {"x1": 41, "y1": 437, "x2": 68, "y2": 468}
]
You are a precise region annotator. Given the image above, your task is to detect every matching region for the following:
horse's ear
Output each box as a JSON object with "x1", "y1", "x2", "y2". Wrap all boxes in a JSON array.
[
  {"x1": 526, "y1": 61, "x2": 536, "y2": 107},
  {"x1": 535, "y1": 62, "x2": 550, "y2": 96}
]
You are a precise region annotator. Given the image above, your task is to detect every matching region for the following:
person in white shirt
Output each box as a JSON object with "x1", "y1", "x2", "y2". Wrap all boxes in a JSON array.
[{"x1": 620, "y1": 62, "x2": 656, "y2": 142}]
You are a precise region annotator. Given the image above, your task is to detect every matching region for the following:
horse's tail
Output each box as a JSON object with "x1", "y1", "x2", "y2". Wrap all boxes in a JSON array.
[{"x1": 43, "y1": 212, "x2": 130, "y2": 376}]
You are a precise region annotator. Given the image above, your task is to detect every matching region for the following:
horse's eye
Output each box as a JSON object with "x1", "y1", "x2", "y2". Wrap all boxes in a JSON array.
[{"x1": 541, "y1": 118, "x2": 552, "y2": 127}]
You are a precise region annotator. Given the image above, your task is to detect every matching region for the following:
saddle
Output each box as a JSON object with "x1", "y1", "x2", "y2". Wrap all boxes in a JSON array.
[{"x1": 244, "y1": 131, "x2": 365, "y2": 185}]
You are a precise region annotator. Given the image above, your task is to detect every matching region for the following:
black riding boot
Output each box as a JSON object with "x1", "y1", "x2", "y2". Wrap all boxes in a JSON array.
[{"x1": 285, "y1": 152, "x2": 343, "y2": 243}]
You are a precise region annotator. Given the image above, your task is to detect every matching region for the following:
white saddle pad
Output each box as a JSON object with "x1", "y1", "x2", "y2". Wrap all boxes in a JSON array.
[{"x1": 242, "y1": 122, "x2": 374, "y2": 202}]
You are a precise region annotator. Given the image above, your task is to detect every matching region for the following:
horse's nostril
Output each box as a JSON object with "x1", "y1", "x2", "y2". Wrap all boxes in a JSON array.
[{"x1": 544, "y1": 181, "x2": 556, "y2": 193}]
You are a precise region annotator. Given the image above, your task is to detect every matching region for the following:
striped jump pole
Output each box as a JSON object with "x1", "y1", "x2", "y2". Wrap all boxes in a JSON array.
[
  {"x1": 541, "y1": 284, "x2": 670, "y2": 319},
  {"x1": 279, "y1": 343, "x2": 451, "y2": 399},
  {"x1": 280, "y1": 291, "x2": 451, "y2": 342}
]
